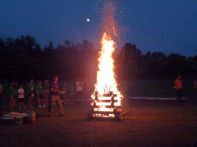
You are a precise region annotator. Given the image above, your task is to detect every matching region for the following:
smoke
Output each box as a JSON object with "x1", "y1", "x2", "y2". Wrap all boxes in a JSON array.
[{"x1": 101, "y1": 1, "x2": 119, "y2": 41}]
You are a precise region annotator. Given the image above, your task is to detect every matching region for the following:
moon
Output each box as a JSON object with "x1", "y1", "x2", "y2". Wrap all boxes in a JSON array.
[{"x1": 86, "y1": 18, "x2": 90, "y2": 22}]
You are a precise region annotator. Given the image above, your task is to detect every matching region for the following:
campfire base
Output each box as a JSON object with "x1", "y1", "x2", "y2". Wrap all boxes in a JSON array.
[
  {"x1": 89, "y1": 91, "x2": 122, "y2": 121},
  {"x1": 87, "y1": 109, "x2": 122, "y2": 121}
]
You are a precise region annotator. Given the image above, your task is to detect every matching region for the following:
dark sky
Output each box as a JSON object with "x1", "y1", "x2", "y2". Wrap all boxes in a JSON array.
[{"x1": 0, "y1": 0, "x2": 196, "y2": 56}]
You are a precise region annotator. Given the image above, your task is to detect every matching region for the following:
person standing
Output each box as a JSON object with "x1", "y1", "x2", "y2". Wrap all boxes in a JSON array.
[
  {"x1": 18, "y1": 85, "x2": 25, "y2": 109},
  {"x1": 0, "y1": 83, "x2": 3, "y2": 110},
  {"x1": 36, "y1": 80, "x2": 44, "y2": 108},
  {"x1": 48, "y1": 76, "x2": 64, "y2": 116},
  {"x1": 75, "y1": 79, "x2": 84, "y2": 101},
  {"x1": 174, "y1": 75, "x2": 184, "y2": 102},
  {"x1": 43, "y1": 80, "x2": 50, "y2": 107},
  {"x1": 60, "y1": 81, "x2": 68, "y2": 105},
  {"x1": 8, "y1": 82, "x2": 16, "y2": 109},
  {"x1": 27, "y1": 79, "x2": 35, "y2": 108}
]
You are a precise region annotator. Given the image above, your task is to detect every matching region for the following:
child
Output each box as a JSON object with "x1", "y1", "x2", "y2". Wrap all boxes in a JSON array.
[{"x1": 18, "y1": 85, "x2": 25, "y2": 109}]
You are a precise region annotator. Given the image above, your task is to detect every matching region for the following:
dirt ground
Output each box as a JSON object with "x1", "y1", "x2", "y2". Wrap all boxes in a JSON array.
[{"x1": 0, "y1": 99, "x2": 197, "y2": 147}]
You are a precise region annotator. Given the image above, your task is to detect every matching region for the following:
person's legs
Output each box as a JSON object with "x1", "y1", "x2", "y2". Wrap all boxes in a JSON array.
[
  {"x1": 21, "y1": 98, "x2": 25, "y2": 109},
  {"x1": 40, "y1": 94, "x2": 45, "y2": 107},
  {"x1": 40, "y1": 98, "x2": 45, "y2": 108},
  {"x1": 34, "y1": 95, "x2": 39, "y2": 107},
  {"x1": 48, "y1": 95, "x2": 56, "y2": 115},
  {"x1": 48, "y1": 96, "x2": 52, "y2": 114},
  {"x1": 18, "y1": 99, "x2": 22, "y2": 109},
  {"x1": 38, "y1": 96, "x2": 42, "y2": 108},
  {"x1": 177, "y1": 89, "x2": 183, "y2": 101},
  {"x1": 0, "y1": 94, "x2": 2, "y2": 110},
  {"x1": 10, "y1": 97, "x2": 15, "y2": 109},
  {"x1": 9, "y1": 97, "x2": 12, "y2": 109},
  {"x1": 48, "y1": 95, "x2": 64, "y2": 116},
  {"x1": 41, "y1": 97, "x2": 46, "y2": 108},
  {"x1": 28, "y1": 96, "x2": 33, "y2": 108},
  {"x1": 13, "y1": 98, "x2": 16, "y2": 109},
  {"x1": 56, "y1": 96, "x2": 64, "y2": 115},
  {"x1": 180, "y1": 89, "x2": 183, "y2": 98},
  {"x1": 43, "y1": 90, "x2": 49, "y2": 106}
]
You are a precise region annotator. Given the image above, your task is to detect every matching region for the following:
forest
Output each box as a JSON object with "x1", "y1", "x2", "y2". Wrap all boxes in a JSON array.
[{"x1": 0, "y1": 35, "x2": 196, "y2": 82}]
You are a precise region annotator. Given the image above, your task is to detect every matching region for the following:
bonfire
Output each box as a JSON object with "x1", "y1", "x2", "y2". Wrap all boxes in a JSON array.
[{"x1": 89, "y1": 27, "x2": 123, "y2": 120}]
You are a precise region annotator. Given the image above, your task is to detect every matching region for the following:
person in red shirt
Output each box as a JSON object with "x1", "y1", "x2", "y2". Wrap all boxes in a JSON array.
[{"x1": 174, "y1": 75, "x2": 184, "y2": 101}]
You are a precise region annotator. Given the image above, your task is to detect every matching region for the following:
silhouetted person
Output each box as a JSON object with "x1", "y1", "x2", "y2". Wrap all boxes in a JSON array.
[
  {"x1": 48, "y1": 76, "x2": 64, "y2": 116},
  {"x1": 0, "y1": 83, "x2": 3, "y2": 110},
  {"x1": 35, "y1": 80, "x2": 45, "y2": 108},
  {"x1": 17, "y1": 85, "x2": 25, "y2": 109},
  {"x1": 174, "y1": 75, "x2": 184, "y2": 102},
  {"x1": 27, "y1": 79, "x2": 35, "y2": 108},
  {"x1": 8, "y1": 81, "x2": 16, "y2": 109},
  {"x1": 43, "y1": 80, "x2": 50, "y2": 107}
]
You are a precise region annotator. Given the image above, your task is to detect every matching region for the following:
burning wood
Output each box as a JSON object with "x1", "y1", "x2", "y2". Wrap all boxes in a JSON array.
[
  {"x1": 89, "y1": 32, "x2": 122, "y2": 120},
  {"x1": 88, "y1": 2, "x2": 123, "y2": 120}
]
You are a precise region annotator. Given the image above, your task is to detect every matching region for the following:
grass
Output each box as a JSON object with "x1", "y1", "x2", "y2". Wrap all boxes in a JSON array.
[
  {"x1": 1, "y1": 101, "x2": 197, "y2": 147},
  {"x1": 125, "y1": 80, "x2": 196, "y2": 98}
]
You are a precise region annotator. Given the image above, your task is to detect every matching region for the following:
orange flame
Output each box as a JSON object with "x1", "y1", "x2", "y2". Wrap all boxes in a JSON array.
[{"x1": 92, "y1": 32, "x2": 122, "y2": 114}]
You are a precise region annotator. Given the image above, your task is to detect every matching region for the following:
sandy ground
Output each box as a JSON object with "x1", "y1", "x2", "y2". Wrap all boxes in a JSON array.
[{"x1": 0, "y1": 99, "x2": 197, "y2": 147}]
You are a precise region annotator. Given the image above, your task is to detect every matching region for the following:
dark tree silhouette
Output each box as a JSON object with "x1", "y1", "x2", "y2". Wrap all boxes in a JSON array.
[{"x1": 0, "y1": 35, "x2": 196, "y2": 82}]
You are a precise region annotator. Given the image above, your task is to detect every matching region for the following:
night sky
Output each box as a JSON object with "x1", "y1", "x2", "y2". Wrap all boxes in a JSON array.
[{"x1": 0, "y1": 0, "x2": 196, "y2": 56}]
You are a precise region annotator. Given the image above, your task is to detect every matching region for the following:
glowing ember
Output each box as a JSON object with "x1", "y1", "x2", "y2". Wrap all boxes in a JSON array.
[{"x1": 91, "y1": 32, "x2": 122, "y2": 118}]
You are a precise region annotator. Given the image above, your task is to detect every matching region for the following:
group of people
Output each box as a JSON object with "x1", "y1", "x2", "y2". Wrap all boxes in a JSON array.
[
  {"x1": 0, "y1": 76, "x2": 87, "y2": 116},
  {"x1": 0, "y1": 75, "x2": 196, "y2": 115},
  {"x1": 7, "y1": 79, "x2": 50, "y2": 110}
]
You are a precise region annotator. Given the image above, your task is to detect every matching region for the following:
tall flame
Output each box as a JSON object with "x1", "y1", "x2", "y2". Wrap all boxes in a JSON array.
[
  {"x1": 91, "y1": 32, "x2": 122, "y2": 113},
  {"x1": 96, "y1": 32, "x2": 119, "y2": 95},
  {"x1": 90, "y1": 1, "x2": 122, "y2": 118}
]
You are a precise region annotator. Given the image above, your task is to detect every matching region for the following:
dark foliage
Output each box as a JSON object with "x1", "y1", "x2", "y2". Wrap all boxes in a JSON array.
[
  {"x1": 0, "y1": 36, "x2": 196, "y2": 82},
  {"x1": 0, "y1": 36, "x2": 97, "y2": 82},
  {"x1": 120, "y1": 43, "x2": 197, "y2": 80}
]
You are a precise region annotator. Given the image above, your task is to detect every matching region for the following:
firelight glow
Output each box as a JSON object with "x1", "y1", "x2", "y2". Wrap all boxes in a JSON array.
[{"x1": 91, "y1": 32, "x2": 122, "y2": 113}]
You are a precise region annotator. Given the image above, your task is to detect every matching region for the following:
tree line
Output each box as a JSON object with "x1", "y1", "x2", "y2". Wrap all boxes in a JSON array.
[{"x1": 0, "y1": 35, "x2": 196, "y2": 82}]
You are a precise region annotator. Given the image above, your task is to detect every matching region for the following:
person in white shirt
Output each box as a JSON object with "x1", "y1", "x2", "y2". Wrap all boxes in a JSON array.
[
  {"x1": 18, "y1": 85, "x2": 25, "y2": 109},
  {"x1": 75, "y1": 79, "x2": 84, "y2": 100}
]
